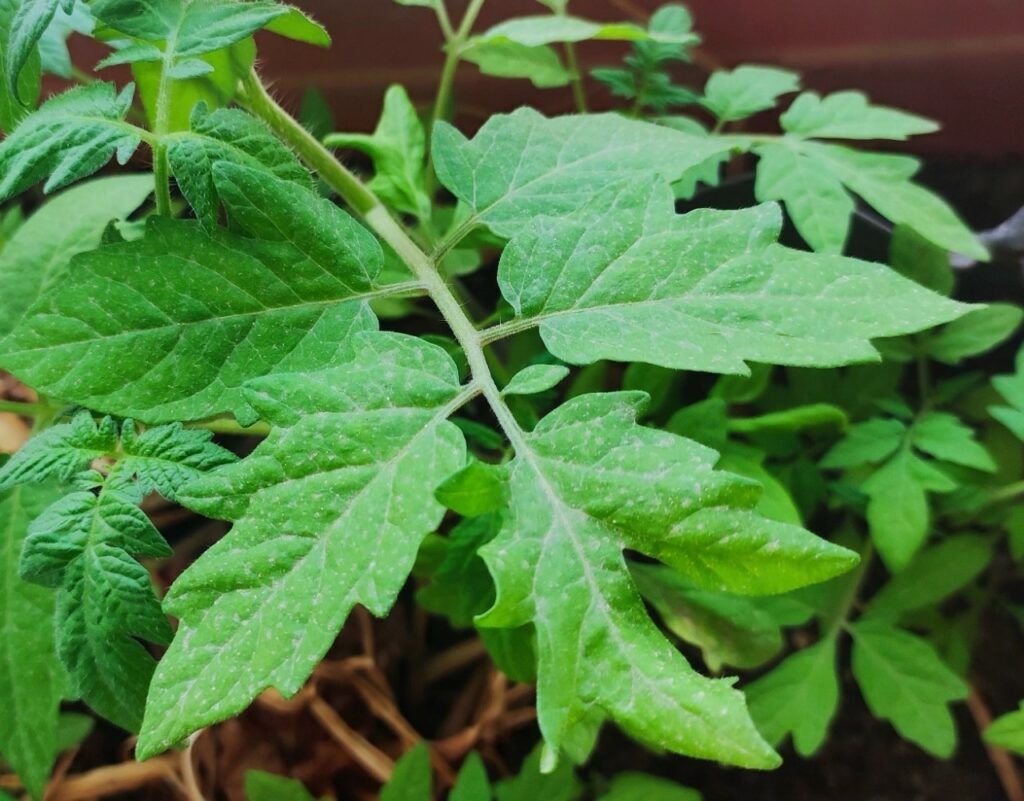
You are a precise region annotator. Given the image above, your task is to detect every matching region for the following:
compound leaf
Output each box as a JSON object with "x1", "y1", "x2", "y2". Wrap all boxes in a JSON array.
[
  {"x1": 166, "y1": 104, "x2": 312, "y2": 227},
  {"x1": 478, "y1": 392, "x2": 855, "y2": 768},
  {"x1": 0, "y1": 484, "x2": 65, "y2": 801},
  {"x1": 927, "y1": 303, "x2": 1023, "y2": 365},
  {"x1": 244, "y1": 771, "x2": 317, "y2": 801},
  {"x1": 22, "y1": 474, "x2": 172, "y2": 731},
  {"x1": 0, "y1": 166, "x2": 390, "y2": 425},
  {"x1": 136, "y1": 333, "x2": 466, "y2": 758},
  {"x1": 495, "y1": 180, "x2": 969, "y2": 374},
  {"x1": 701, "y1": 65, "x2": 799, "y2": 122},
  {"x1": 0, "y1": 81, "x2": 141, "y2": 202},
  {"x1": 324, "y1": 85, "x2": 430, "y2": 219},
  {"x1": 781, "y1": 91, "x2": 938, "y2": 140},
  {"x1": 850, "y1": 621, "x2": 967, "y2": 756},
  {"x1": 985, "y1": 705, "x2": 1024, "y2": 756},
  {"x1": 432, "y1": 108, "x2": 731, "y2": 238},
  {"x1": 0, "y1": 175, "x2": 152, "y2": 337},
  {"x1": 381, "y1": 743, "x2": 432, "y2": 801},
  {"x1": 744, "y1": 637, "x2": 839, "y2": 757},
  {"x1": 753, "y1": 142, "x2": 853, "y2": 253}
]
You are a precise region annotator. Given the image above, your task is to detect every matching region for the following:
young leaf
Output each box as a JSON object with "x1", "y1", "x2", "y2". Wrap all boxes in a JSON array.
[
  {"x1": 0, "y1": 0, "x2": 41, "y2": 133},
  {"x1": 324, "y1": 85, "x2": 430, "y2": 219},
  {"x1": 701, "y1": 65, "x2": 799, "y2": 122},
  {"x1": 501, "y1": 364, "x2": 570, "y2": 397},
  {"x1": 862, "y1": 450, "x2": 938, "y2": 571},
  {"x1": 927, "y1": 304, "x2": 1023, "y2": 365},
  {"x1": 22, "y1": 472, "x2": 173, "y2": 731},
  {"x1": 0, "y1": 166, "x2": 392, "y2": 425},
  {"x1": 991, "y1": 345, "x2": 1024, "y2": 439},
  {"x1": 985, "y1": 704, "x2": 1024, "y2": 756},
  {"x1": 867, "y1": 536, "x2": 991, "y2": 619},
  {"x1": 451, "y1": 752, "x2": 492, "y2": 801},
  {"x1": 889, "y1": 224, "x2": 954, "y2": 295},
  {"x1": 166, "y1": 104, "x2": 312, "y2": 226},
  {"x1": 744, "y1": 637, "x2": 840, "y2": 757},
  {"x1": 494, "y1": 745, "x2": 581, "y2": 801},
  {"x1": 478, "y1": 392, "x2": 855, "y2": 768},
  {"x1": 381, "y1": 743, "x2": 431, "y2": 801},
  {"x1": 91, "y1": 0, "x2": 327, "y2": 61},
  {"x1": 461, "y1": 39, "x2": 573, "y2": 89},
  {"x1": 432, "y1": 108, "x2": 731, "y2": 238},
  {"x1": 495, "y1": 180, "x2": 969, "y2": 374},
  {"x1": 0, "y1": 81, "x2": 142, "y2": 202},
  {"x1": 244, "y1": 771, "x2": 317, "y2": 801},
  {"x1": 0, "y1": 175, "x2": 152, "y2": 336},
  {"x1": 850, "y1": 621, "x2": 967, "y2": 756},
  {"x1": 753, "y1": 142, "x2": 854, "y2": 253},
  {"x1": 601, "y1": 773, "x2": 701, "y2": 801},
  {"x1": 137, "y1": 334, "x2": 466, "y2": 758},
  {"x1": 631, "y1": 562, "x2": 784, "y2": 670},
  {"x1": 435, "y1": 463, "x2": 508, "y2": 519},
  {"x1": 0, "y1": 484, "x2": 65, "y2": 801},
  {"x1": 418, "y1": 515, "x2": 502, "y2": 627},
  {"x1": 3, "y1": 0, "x2": 61, "y2": 102},
  {"x1": 780, "y1": 91, "x2": 938, "y2": 140},
  {"x1": 820, "y1": 418, "x2": 906, "y2": 468},
  {"x1": 802, "y1": 143, "x2": 987, "y2": 260},
  {"x1": 0, "y1": 412, "x2": 118, "y2": 492},
  {"x1": 911, "y1": 412, "x2": 996, "y2": 472},
  {"x1": 479, "y1": 16, "x2": 658, "y2": 47}
]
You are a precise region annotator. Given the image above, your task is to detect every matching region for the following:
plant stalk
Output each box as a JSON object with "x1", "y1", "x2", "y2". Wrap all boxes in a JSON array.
[
  {"x1": 563, "y1": 42, "x2": 588, "y2": 113},
  {"x1": 240, "y1": 69, "x2": 531, "y2": 456}
]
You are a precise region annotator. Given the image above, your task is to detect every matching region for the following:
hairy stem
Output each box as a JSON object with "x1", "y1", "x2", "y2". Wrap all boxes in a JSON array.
[
  {"x1": 151, "y1": 35, "x2": 178, "y2": 216},
  {"x1": 240, "y1": 71, "x2": 530, "y2": 455},
  {"x1": 0, "y1": 399, "x2": 44, "y2": 416},
  {"x1": 426, "y1": 0, "x2": 487, "y2": 196}
]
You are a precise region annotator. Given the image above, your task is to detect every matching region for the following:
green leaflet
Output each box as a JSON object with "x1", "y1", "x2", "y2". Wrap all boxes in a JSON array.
[
  {"x1": 0, "y1": 0, "x2": 41, "y2": 134},
  {"x1": 461, "y1": 38, "x2": 573, "y2": 89},
  {"x1": 324, "y1": 85, "x2": 430, "y2": 219},
  {"x1": 477, "y1": 392, "x2": 856, "y2": 768},
  {"x1": 450, "y1": 753, "x2": 491, "y2": 801},
  {"x1": 0, "y1": 484, "x2": 65, "y2": 801},
  {"x1": 991, "y1": 344, "x2": 1024, "y2": 440},
  {"x1": 753, "y1": 143, "x2": 853, "y2": 254},
  {"x1": 0, "y1": 81, "x2": 140, "y2": 202},
  {"x1": 803, "y1": 143, "x2": 987, "y2": 260},
  {"x1": 850, "y1": 621, "x2": 967, "y2": 757},
  {"x1": 867, "y1": 536, "x2": 991, "y2": 619},
  {"x1": 381, "y1": 743, "x2": 431, "y2": 801},
  {"x1": 136, "y1": 333, "x2": 466, "y2": 758},
  {"x1": 701, "y1": 65, "x2": 799, "y2": 122},
  {"x1": 631, "y1": 563, "x2": 784, "y2": 671},
  {"x1": 245, "y1": 771, "x2": 317, "y2": 801},
  {"x1": 495, "y1": 180, "x2": 969, "y2": 374},
  {"x1": 745, "y1": 136, "x2": 985, "y2": 258},
  {"x1": 820, "y1": 418, "x2": 907, "y2": 468},
  {"x1": 0, "y1": 165, "x2": 394, "y2": 425},
  {"x1": 23, "y1": 472, "x2": 172, "y2": 731},
  {"x1": 985, "y1": 704, "x2": 1024, "y2": 756},
  {"x1": 744, "y1": 637, "x2": 839, "y2": 757},
  {"x1": 432, "y1": 108, "x2": 731, "y2": 239},
  {"x1": 478, "y1": 15, "x2": 686, "y2": 47},
  {"x1": 3, "y1": 0, "x2": 59, "y2": 104},
  {"x1": 780, "y1": 91, "x2": 938, "y2": 140},
  {"x1": 0, "y1": 175, "x2": 152, "y2": 337},
  {"x1": 166, "y1": 104, "x2": 313, "y2": 226},
  {"x1": 90, "y1": 0, "x2": 328, "y2": 63},
  {"x1": 501, "y1": 364, "x2": 570, "y2": 397},
  {"x1": 1, "y1": 414, "x2": 234, "y2": 731},
  {"x1": 927, "y1": 303, "x2": 1023, "y2": 364},
  {"x1": 495, "y1": 745, "x2": 581, "y2": 801},
  {"x1": 910, "y1": 412, "x2": 997, "y2": 472}
]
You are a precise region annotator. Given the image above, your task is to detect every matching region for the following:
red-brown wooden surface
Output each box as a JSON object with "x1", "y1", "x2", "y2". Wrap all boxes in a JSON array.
[{"x1": 240, "y1": 0, "x2": 1024, "y2": 157}]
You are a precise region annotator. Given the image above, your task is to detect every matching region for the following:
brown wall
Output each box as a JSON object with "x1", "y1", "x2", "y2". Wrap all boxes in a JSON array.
[{"x1": 248, "y1": 0, "x2": 1024, "y2": 157}]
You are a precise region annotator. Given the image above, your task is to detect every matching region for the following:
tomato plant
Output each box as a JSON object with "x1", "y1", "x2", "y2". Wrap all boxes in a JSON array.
[{"x1": 0, "y1": 1, "x2": 1020, "y2": 799}]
